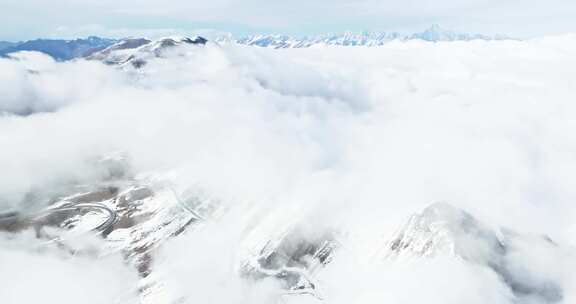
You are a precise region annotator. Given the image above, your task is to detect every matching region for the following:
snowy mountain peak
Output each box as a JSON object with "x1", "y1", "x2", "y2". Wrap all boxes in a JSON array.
[
  {"x1": 409, "y1": 24, "x2": 500, "y2": 42},
  {"x1": 381, "y1": 202, "x2": 563, "y2": 303},
  {"x1": 383, "y1": 202, "x2": 504, "y2": 262}
]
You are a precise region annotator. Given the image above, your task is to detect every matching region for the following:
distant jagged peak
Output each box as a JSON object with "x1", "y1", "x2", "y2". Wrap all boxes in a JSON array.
[
  {"x1": 409, "y1": 24, "x2": 508, "y2": 42},
  {"x1": 230, "y1": 25, "x2": 512, "y2": 48}
]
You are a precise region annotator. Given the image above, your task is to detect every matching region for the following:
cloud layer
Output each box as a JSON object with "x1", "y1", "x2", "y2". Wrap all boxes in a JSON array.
[{"x1": 2, "y1": 37, "x2": 576, "y2": 303}]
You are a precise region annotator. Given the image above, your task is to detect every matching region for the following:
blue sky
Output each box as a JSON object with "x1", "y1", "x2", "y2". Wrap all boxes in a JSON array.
[{"x1": 2, "y1": 0, "x2": 576, "y2": 41}]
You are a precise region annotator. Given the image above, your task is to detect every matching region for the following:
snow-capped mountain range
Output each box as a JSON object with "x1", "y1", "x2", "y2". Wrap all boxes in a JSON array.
[
  {"x1": 0, "y1": 25, "x2": 512, "y2": 60},
  {"x1": 224, "y1": 25, "x2": 512, "y2": 48},
  {"x1": 79, "y1": 25, "x2": 509, "y2": 69}
]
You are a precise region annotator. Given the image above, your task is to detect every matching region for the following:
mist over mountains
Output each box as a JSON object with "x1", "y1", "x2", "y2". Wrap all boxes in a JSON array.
[{"x1": 1, "y1": 24, "x2": 575, "y2": 304}]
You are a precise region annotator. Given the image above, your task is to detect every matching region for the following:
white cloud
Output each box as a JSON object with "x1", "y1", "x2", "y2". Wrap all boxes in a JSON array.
[
  {"x1": 2, "y1": 36, "x2": 576, "y2": 303},
  {"x1": 0, "y1": 232, "x2": 138, "y2": 304}
]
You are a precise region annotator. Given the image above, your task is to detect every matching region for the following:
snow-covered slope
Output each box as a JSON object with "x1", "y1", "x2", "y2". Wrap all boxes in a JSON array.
[
  {"x1": 86, "y1": 36, "x2": 208, "y2": 68},
  {"x1": 85, "y1": 38, "x2": 152, "y2": 64}
]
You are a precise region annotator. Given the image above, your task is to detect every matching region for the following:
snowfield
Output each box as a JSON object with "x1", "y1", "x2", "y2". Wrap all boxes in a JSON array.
[{"x1": 1, "y1": 36, "x2": 576, "y2": 304}]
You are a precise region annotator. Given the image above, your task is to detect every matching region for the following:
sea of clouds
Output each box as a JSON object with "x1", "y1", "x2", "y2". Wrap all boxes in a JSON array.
[{"x1": 1, "y1": 36, "x2": 576, "y2": 303}]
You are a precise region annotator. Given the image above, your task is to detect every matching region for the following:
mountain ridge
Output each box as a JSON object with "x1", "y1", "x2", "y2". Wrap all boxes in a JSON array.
[{"x1": 0, "y1": 36, "x2": 116, "y2": 61}]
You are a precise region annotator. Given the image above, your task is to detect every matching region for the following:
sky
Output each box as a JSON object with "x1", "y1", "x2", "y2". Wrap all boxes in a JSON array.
[{"x1": 2, "y1": 0, "x2": 576, "y2": 40}]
